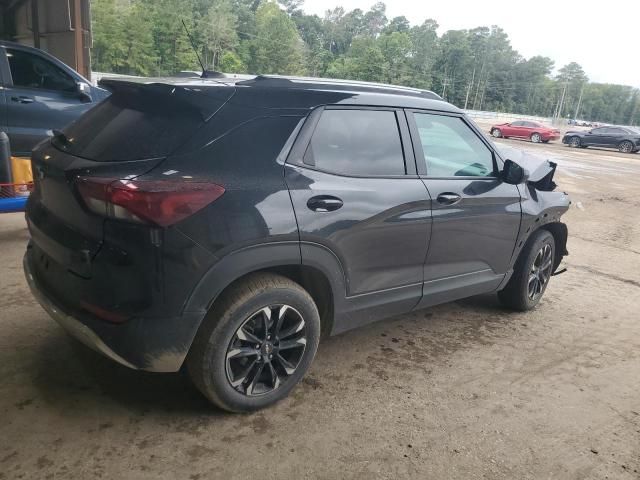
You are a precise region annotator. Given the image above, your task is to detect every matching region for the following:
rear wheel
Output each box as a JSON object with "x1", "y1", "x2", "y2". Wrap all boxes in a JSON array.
[
  {"x1": 530, "y1": 133, "x2": 542, "y2": 143},
  {"x1": 619, "y1": 141, "x2": 634, "y2": 153},
  {"x1": 568, "y1": 136, "x2": 581, "y2": 148},
  {"x1": 187, "y1": 273, "x2": 321, "y2": 412},
  {"x1": 498, "y1": 230, "x2": 555, "y2": 311},
  {"x1": 491, "y1": 128, "x2": 502, "y2": 138}
]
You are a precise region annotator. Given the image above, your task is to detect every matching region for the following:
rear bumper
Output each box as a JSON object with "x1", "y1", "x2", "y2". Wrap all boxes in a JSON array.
[{"x1": 24, "y1": 249, "x2": 205, "y2": 372}]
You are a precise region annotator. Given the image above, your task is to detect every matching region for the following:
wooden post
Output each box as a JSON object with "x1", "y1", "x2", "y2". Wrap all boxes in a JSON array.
[{"x1": 72, "y1": 0, "x2": 86, "y2": 77}]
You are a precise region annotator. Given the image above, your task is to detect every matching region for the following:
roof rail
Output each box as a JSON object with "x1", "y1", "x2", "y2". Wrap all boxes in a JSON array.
[{"x1": 238, "y1": 74, "x2": 442, "y2": 100}]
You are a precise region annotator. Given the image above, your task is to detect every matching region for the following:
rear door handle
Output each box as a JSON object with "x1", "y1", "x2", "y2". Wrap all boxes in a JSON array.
[
  {"x1": 436, "y1": 193, "x2": 462, "y2": 205},
  {"x1": 11, "y1": 96, "x2": 35, "y2": 104},
  {"x1": 307, "y1": 195, "x2": 343, "y2": 212}
]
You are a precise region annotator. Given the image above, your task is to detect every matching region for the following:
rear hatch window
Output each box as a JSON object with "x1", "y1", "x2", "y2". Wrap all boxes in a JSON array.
[{"x1": 53, "y1": 81, "x2": 233, "y2": 161}]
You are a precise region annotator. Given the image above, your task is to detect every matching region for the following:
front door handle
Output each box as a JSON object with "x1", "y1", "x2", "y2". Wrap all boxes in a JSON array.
[
  {"x1": 307, "y1": 195, "x2": 343, "y2": 212},
  {"x1": 11, "y1": 96, "x2": 35, "y2": 104},
  {"x1": 436, "y1": 193, "x2": 462, "y2": 205}
]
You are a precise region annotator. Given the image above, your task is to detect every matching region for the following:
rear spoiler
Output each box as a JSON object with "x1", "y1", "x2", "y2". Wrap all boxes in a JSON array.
[{"x1": 98, "y1": 79, "x2": 235, "y2": 121}]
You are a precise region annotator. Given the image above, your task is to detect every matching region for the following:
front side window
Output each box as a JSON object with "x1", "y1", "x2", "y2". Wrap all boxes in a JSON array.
[
  {"x1": 7, "y1": 48, "x2": 76, "y2": 92},
  {"x1": 413, "y1": 113, "x2": 495, "y2": 177},
  {"x1": 304, "y1": 109, "x2": 405, "y2": 176},
  {"x1": 511, "y1": 121, "x2": 524, "y2": 127}
]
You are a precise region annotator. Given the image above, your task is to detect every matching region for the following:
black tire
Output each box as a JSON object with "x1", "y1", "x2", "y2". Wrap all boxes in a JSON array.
[
  {"x1": 618, "y1": 140, "x2": 634, "y2": 154},
  {"x1": 568, "y1": 136, "x2": 581, "y2": 148},
  {"x1": 187, "y1": 273, "x2": 321, "y2": 412},
  {"x1": 498, "y1": 230, "x2": 555, "y2": 312},
  {"x1": 491, "y1": 128, "x2": 502, "y2": 138}
]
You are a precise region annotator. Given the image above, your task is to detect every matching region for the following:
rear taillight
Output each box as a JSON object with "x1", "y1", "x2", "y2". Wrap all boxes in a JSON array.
[{"x1": 76, "y1": 177, "x2": 225, "y2": 227}]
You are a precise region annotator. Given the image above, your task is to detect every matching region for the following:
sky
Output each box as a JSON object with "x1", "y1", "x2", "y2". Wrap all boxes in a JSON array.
[{"x1": 302, "y1": 0, "x2": 640, "y2": 88}]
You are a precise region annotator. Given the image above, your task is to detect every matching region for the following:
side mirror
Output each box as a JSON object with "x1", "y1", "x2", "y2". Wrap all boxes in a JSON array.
[
  {"x1": 76, "y1": 82, "x2": 92, "y2": 103},
  {"x1": 502, "y1": 159, "x2": 529, "y2": 185}
]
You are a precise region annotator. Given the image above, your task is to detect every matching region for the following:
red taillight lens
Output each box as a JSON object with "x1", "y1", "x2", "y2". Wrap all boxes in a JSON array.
[{"x1": 76, "y1": 177, "x2": 225, "y2": 227}]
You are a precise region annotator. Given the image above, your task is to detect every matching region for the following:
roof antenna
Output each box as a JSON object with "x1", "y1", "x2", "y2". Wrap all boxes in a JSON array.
[{"x1": 181, "y1": 19, "x2": 208, "y2": 78}]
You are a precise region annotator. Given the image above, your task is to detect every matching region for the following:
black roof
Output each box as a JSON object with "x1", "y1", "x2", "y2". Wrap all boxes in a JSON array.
[{"x1": 99, "y1": 73, "x2": 459, "y2": 113}]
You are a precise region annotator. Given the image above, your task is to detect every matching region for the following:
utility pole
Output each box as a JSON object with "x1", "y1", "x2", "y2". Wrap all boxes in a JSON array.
[
  {"x1": 555, "y1": 79, "x2": 568, "y2": 123},
  {"x1": 441, "y1": 77, "x2": 450, "y2": 98},
  {"x1": 574, "y1": 84, "x2": 584, "y2": 120},
  {"x1": 464, "y1": 66, "x2": 476, "y2": 110}
]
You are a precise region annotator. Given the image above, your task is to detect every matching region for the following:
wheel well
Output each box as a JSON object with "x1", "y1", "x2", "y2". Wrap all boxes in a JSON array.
[
  {"x1": 212, "y1": 265, "x2": 335, "y2": 338},
  {"x1": 539, "y1": 222, "x2": 568, "y2": 269}
]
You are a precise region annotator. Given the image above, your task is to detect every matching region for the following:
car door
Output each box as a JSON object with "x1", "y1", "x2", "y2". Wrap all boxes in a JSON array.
[
  {"x1": 585, "y1": 127, "x2": 610, "y2": 146},
  {"x1": 605, "y1": 128, "x2": 626, "y2": 148},
  {"x1": 3, "y1": 47, "x2": 90, "y2": 156},
  {"x1": 504, "y1": 121, "x2": 523, "y2": 137},
  {"x1": 406, "y1": 110, "x2": 522, "y2": 309},
  {"x1": 285, "y1": 107, "x2": 432, "y2": 325},
  {"x1": 518, "y1": 121, "x2": 534, "y2": 138}
]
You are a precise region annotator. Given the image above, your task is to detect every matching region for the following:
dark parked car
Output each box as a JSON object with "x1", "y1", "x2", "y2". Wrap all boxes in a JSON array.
[
  {"x1": 0, "y1": 41, "x2": 109, "y2": 156},
  {"x1": 563, "y1": 126, "x2": 640, "y2": 153},
  {"x1": 490, "y1": 121, "x2": 561, "y2": 143},
  {"x1": 24, "y1": 75, "x2": 570, "y2": 412}
]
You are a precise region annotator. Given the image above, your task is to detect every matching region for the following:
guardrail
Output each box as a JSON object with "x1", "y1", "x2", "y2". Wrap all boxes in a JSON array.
[{"x1": 463, "y1": 110, "x2": 554, "y2": 124}]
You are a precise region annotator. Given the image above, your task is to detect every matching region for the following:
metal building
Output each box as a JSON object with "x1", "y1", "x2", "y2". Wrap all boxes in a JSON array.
[{"x1": 0, "y1": 0, "x2": 91, "y2": 78}]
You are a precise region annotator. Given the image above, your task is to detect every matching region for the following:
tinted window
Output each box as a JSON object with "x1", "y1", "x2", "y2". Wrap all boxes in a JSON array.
[
  {"x1": 7, "y1": 48, "x2": 76, "y2": 92},
  {"x1": 413, "y1": 113, "x2": 495, "y2": 177},
  {"x1": 304, "y1": 109, "x2": 405, "y2": 176},
  {"x1": 54, "y1": 87, "x2": 204, "y2": 161},
  {"x1": 608, "y1": 128, "x2": 625, "y2": 135},
  {"x1": 511, "y1": 121, "x2": 524, "y2": 127},
  {"x1": 592, "y1": 127, "x2": 607, "y2": 134}
]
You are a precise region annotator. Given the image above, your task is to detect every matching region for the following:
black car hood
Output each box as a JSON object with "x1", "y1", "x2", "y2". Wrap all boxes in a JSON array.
[{"x1": 498, "y1": 145, "x2": 558, "y2": 191}]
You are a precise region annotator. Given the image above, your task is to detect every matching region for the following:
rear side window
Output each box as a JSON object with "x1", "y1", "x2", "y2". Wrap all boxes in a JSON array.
[
  {"x1": 304, "y1": 109, "x2": 405, "y2": 176},
  {"x1": 54, "y1": 86, "x2": 205, "y2": 161}
]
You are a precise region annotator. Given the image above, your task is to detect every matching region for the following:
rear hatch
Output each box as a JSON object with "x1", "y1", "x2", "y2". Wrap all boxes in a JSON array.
[{"x1": 27, "y1": 80, "x2": 234, "y2": 304}]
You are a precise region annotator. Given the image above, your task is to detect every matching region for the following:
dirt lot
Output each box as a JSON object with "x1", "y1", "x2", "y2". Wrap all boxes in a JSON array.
[{"x1": 1, "y1": 139, "x2": 639, "y2": 479}]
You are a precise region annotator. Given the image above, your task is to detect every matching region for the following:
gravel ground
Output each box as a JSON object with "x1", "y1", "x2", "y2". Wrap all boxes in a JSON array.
[{"x1": 1, "y1": 139, "x2": 639, "y2": 479}]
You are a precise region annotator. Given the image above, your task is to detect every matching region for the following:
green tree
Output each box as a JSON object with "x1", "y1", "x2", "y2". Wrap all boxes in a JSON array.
[
  {"x1": 327, "y1": 36, "x2": 384, "y2": 82},
  {"x1": 198, "y1": 0, "x2": 238, "y2": 70},
  {"x1": 248, "y1": 1, "x2": 304, "y2": 74},
  {"x1": 218, "y1": 51, "x2": 246, "y2": 72},
  {"x1": 378, "y1": 31, "x2": 412, "y2": 85}
]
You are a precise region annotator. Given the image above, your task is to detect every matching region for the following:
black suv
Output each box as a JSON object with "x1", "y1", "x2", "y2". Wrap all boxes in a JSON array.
[{"x1": 24, "y1": 76, "x2": 570, "y2": 412}]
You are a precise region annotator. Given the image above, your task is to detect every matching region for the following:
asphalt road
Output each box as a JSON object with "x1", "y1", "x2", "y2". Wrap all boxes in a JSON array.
[{"x1": 1, "y1": 140, "x2": 639, "y2": 479}]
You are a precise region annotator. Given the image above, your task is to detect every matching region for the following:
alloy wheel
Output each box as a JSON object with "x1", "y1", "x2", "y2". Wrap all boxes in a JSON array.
[
  {"x1": 527, "y1": 243, "x2": 553, "y2": 301},
  {"x1": 531, "y1": 133, "x2": 541, "y2": 143},
  {"x1": 492, "y1": 129, "x2": 502, "y2": 138},
  {"x1": 619, "y1": 141, "x2": 633, "y2": 153},
  {"x1": 225, "y1": 305, "x2": 307, "y2": 396},
  {"x1": 570, "y1": 137, "x2": 580, "y2": 147}
]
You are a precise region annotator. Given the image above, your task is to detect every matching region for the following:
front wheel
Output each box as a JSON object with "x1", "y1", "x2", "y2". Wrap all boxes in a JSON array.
[
  {"x1": 187, "y1": 273, "x2": 321, "y2": 412},
  {"x1": 498, "y1": 230, "x2": 555, "y2": 311},
  {"x1": 568, "y1": 136, "x2": 581, "y2": 148},
  {"x1": 619, "y1": 141, "x2": 634, "y2": 153},
  {"x1": 491, "y1": 128, "x2": 502, "y2": 138}
]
